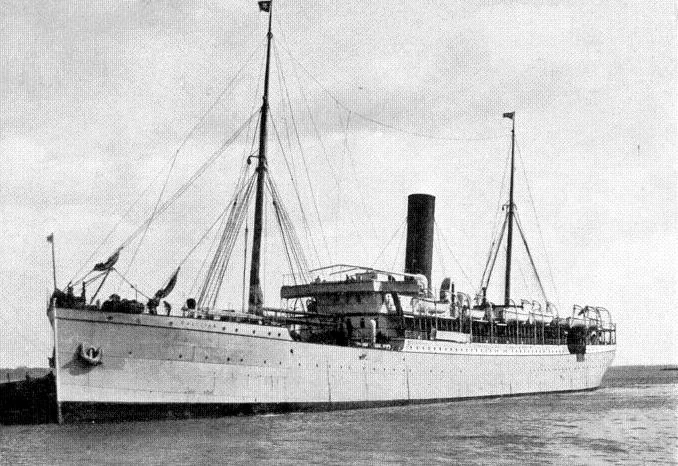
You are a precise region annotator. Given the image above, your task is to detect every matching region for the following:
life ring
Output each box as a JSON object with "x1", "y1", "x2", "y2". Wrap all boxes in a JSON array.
[{"x1": 78, "y1": 343, "x2": 103, "y2": 366}]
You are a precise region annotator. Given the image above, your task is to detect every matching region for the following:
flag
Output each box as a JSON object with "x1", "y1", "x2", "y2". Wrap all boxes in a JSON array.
[
  {"x1": 258, "y1": 1, "x2": 271, "y2": 12},
  {"x1": 154, "y1": 267, "x2": 180, "y2": 300},
  {"x1": 503, "y1": 112, "x2": 515, "y2": 120},
  {"x1": 93, "y1": 248, "x2": 121, "y2": 272},
  {"x1": 46, "y1": 233, "x2": 54, "y2": 243}
]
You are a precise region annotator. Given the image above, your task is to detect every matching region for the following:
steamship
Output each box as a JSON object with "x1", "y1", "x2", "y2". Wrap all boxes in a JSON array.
[{"x1": 8, "y1": 1, "x2": 617, "y2": 423}]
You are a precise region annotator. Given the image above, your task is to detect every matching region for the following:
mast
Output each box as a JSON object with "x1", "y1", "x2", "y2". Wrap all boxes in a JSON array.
[
  {"x1": 47, "y1": 233, "x2": 57, "y2": 291},
  {"x1": 248, "y1": 1, "x2": 273, "y2": 312},
  {"x1": 504, "y1": 112, "x2": 515, "y2": 306}
]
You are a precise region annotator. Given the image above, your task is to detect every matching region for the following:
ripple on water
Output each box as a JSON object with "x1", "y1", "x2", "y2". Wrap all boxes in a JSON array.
[{"x1": 0, "y1": 366, "x2": 676, "y2": 464}]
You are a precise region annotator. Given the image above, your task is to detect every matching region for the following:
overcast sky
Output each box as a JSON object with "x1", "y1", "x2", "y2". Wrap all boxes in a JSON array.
[{"x1": 0, "y1": 0, "x2": 675, "y2": 367}]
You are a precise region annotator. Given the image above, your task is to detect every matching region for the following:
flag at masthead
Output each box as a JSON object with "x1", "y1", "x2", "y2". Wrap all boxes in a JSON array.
[{"x1": 248, "y1": 0, "x2": 273, "y2": 313}]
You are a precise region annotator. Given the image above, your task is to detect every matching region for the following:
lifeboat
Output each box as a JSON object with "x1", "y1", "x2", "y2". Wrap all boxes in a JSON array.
[
  {"x1": 530, "y1": 301, "x2": 554, "y2": 325},
  {"x1": 502, "y1": 300, "x2": 533, "y2": 324}
]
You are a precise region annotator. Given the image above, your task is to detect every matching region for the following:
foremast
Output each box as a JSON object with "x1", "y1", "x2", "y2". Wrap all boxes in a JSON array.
[{"x1": 248, "y1": 0, "x2": 274, "y2": 312}]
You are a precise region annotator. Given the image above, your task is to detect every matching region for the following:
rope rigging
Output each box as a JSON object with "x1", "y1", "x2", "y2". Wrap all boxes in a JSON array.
[
  {"x1": 370, "y1": 216, "x2": 406, "y2": 268},
  {"x1": 434, "y1": 220, "x2": 475, "y2": 291},
  {"x1": 514, "y1": 211, "x2": 549, "y2": 304},
  {"x1": 70, "y1": 40, "x2": 265, "y2": 288},
  {"x1": 70, "y1": 112, "x2": 258, "y2": 302},
  {"x1": 515, "y1": 138, "x2": 559, "y2": 303},
  {"x1": 269, "y1": 109, "x2": 321, "y2": 269},
  {"x1": 266, "y1": 174, "x2": 310, "y2": 284},
  {"x1": 479, "y1": 210, "x2": 508, "y2": 293},
  {"x1": 273, "y1": 35, "x2": 506, "y2": 143},
  {"x1": 64, "y1": 13, "x2": 565, "y2": 317},
  {"x1": 278, "y1": 40, "x2": 373, "y2": 253},
  {"x1": 197, "y1": 173, "x2": 258, "y2": 310},
  {"x1": 271, "y1": 40, "x2": 334, "y2": 264}
]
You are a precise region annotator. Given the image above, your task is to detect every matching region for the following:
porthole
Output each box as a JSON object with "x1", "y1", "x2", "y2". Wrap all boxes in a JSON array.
[
  {"x1": 178, "y1": 354, "x2": 182, "y2": 359},
  {"x1": 227, "y1": 357, "x2": 231, "y2": 362},
  {"x1": 235, "y1": 328, "x2": 238, "y2": 333},
  {"x1": 290, "y1": 349, "x2": 294, "y2": 354}
]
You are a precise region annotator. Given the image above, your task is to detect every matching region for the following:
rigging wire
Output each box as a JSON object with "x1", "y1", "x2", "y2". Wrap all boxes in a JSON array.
[
  {"x1": 479, "y1": 139, "x2": 511, "y2": 293},
  {"x1": 275, "y1": 25, "x2": 376, "y2": 252},
  {"x1": 434, "y1": 226, "x2": 448, "y2": 280},
  {"x1": 187, "y1": 134, "x2": 256, "y2": 298},
  {"x1": 269, "y1": 110, "x2": 321, "y2": 268},
  {"x1": 270, "y1": 43, "x2": 322, "y2": 267},
  {"x1": 277, "y1": 41, "x2": 370, "y2": 253},
  {"x1": 270, "y1": 40, "x2": 333, "y2": 264},
  {"x1": 188, "y1": 205, "x2": 232, "y2": 297},
  {"x1": 197, "y1": 174, "x2": 258, "y2": 309},
  {"x1": 70, "y1": 111, "x2": 259, "y2": 291},
  {"x1": 515, "y1": 210, "x2": 549, "y2": 303},
  {"x1": 72, "y1": 40, "x2": 265, "y2": 287},
  {"x1": 67, "y1": 166, "x2": 167, "y2": 286},
  {"x1": 274, "y1": 36, "x2": 505, "y2": 143},
  {"x1": 389, "y1": 224, "x2": 407, "y2": 272},
  {"x1": 434, "y1": 220, "x2": 475, "y2": 290},
  {"x1": 111, "y1": 269, "x2": 152, "y2": 301},
  {"x1": 480, "y1": 211, "x2": 508, "y2": 292},
  {"x1": 515, "y1": 138, "x2": 559, "y2": 304},
  {"x1": 119, "y1": 112, "x2": 259, "y2": 250},
  {"x1": 369, "y1": 216, "x2": 406, "y2": 268},
  {"x1": 118, "y1": 130, "x2": 183, "y2": 290},
  {"x1": 337, "y1": 110, "x2": 379, "y2": 245},
  {"x1": 489, "y1": 141, "x2": 512, "y2": 249},
  {"x1": 266, "y1": 175, "x2": 310, "y2": 284}
]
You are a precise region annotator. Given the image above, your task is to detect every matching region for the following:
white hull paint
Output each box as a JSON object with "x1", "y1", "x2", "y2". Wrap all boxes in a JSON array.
[{"x1": 53, "y1": 308, "x2": 615, "y2": 420}]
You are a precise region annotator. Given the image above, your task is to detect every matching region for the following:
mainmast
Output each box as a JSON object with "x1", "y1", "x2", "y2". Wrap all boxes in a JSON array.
[
  {"x1": 248, "y1": 0, "x2": 274, "y2": 312},
  {"x1": 503, "y1": 112, "x2": 515, "y2": 306}
]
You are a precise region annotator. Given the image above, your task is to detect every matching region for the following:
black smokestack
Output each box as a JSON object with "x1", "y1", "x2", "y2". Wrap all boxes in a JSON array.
[{"x1": 404, "y1": 193, "x2": 435, "y2": 286}]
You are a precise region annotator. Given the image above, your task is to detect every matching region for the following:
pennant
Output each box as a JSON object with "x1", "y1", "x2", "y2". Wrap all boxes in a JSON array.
[
  {"x1": 503, "y1": 112, "x2": 515, "y2": 120},
  {"x1": 258, "y1": 1, "x2": 271, "y2": 12},
  {"x1": 93, "y1": 248, "x2": 121, "y2": 272},
  {"x1": 46, "y1": 233, "x2": 54, "y2": 243},
  {"x1": 154, "y1": 267, "x2": 180, "y2": 300}
]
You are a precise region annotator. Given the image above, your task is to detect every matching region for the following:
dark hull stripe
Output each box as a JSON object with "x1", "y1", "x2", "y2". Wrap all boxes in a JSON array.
[{"x1": 59, "y1": 387, "x2": 598, "y2": 423}]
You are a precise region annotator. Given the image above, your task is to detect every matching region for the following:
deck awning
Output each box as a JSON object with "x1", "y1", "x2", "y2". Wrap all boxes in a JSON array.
[{"x1": 280, "y1": 280, "x2": 419, "y2": 299}]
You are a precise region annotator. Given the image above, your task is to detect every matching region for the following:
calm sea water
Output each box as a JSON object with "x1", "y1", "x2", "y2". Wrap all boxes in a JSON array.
[{"x1": 1, "y1": 366, "x2": 675, "y2": 465}]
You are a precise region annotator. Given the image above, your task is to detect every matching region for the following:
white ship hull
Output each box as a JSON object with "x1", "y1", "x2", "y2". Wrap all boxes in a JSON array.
[{"x1": 53, "y1": 308, "x2": 615, "y2": 422}]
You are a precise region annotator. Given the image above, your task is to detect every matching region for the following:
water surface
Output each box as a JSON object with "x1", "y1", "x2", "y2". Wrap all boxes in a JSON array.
[{"x1": 1, "y1": 365, "x2": 675, "y2": 465}]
